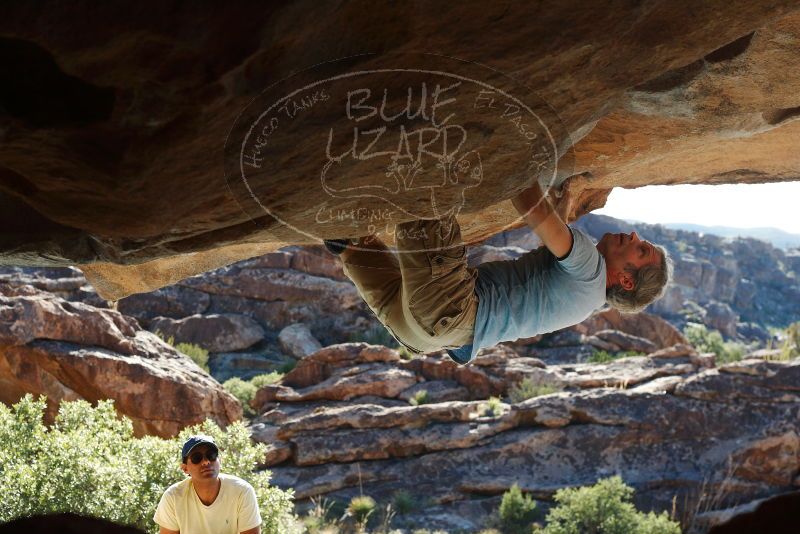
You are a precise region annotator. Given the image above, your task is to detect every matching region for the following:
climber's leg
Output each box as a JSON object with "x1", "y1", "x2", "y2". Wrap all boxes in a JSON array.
[
  {"x1": 394, "y1": 214, "x2": 478, "y2": 348},
  {"x1": 340, "y1": 235, "x2": 402, "y2": 324}
]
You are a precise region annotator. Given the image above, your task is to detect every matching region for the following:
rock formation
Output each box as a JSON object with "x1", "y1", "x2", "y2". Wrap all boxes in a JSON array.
[
  {"x1": 0, "y1": 238, "x2": 797, "y2": 530},
  {"x1": 10, "y1": 208, "x2": 796, "y2": 390},
  {"x1": 1, "y1": 2, "x2": 799, "y2": 299},
  {"x1": 0, "y1": 281, "x2": 240, "y2": 437},
  {"x1": 251, "y1": 343, "x2": 799, "y2": 532},
  {"x1": 0, "y1": 246, "x2": 373, "y2": 383}
]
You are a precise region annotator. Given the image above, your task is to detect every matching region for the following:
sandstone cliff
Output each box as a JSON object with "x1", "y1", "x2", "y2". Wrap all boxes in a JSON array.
[
  {"x1": 251, "y1": 343, "x2": 800, "y2": 532},
  {"x1": 0, "y1": 278, "x2": 241, "y2": 437},
  {"x1": 0, "y1": 241, "x2": 797, "y2": 531}
]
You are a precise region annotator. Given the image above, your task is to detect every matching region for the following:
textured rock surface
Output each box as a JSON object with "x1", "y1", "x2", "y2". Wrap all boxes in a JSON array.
[
  {"x1": 0, "y1": 284, "x2": 241, "y2": 437},
  {"x1": 574, "y1": 307, "x2": 687, "y2": 348},
  {"x1": 251, "y1": 343, "x2": 800, "y2": 532},
  {"x1": 150, "y1": 313, "x2": 265, "y2": 353},
  {"x1": 278, "y1": 323, "x2": 323, "y2": 359},
  {"x1": 1, "y1": 250, "x2": 383, "y2": 382},
  {"x1": 1, "y1": 3, "x2": 799, "y2": 299}
]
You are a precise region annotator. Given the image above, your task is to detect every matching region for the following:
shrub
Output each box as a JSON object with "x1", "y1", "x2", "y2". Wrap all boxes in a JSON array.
[
  {"x1": 588, "y1": 350, "x2": 647, "y2": 364},
  {"x1": 175, "y1": 342, "x2": 210, "y2": 372},
  {"x1": 303, "y1": 497, "x2": 341, "y2": 534},
  {"x1": 409, "y1": 390, "x2": 430, "y2": 406},
  {"x1": 499, "y1": 484, "x2": 539, "y2": 534},
  {"x1": 588, "y1": 350, "x2": 615, "y2": 364},
  {"x1": 397, "y1": 346, "x2": 415, "y2": 360},
  {"x1": 481, "y1": 396, "x2": 504, "y2": 417},
  {"x1": 223, "y1": 377, "x2": 258, "y2": 418},
  {"x1": 250, "y1": 372, "x2": 284, "y2": 388},
  {"x1": 224, "y1": 374, "x2": 284, "y2": 418},
  {"x1": 779, "y1": 322, "x2": 800, "y2": 360},
  {"x1": 278, "y1": 359, "x2": 297, "y2": 374},
  {"x1": 683, "y1": 323, "x2": 745, "y2": 364},
  {"x1": 542, "y1": 476, "x2": 680, "y2": 534},
  {"x1": 347, "y1": 495, "x2": 376, "y2": 525},
  {"x1": 392, "y1": 489, "x2": 417, "y2": 515},
  {"x1": 508, "y1": 378, "x2": 561, "y2": 403},
  {"x1": 153, "y1": 331, "x2": 211, "y2": 372},
  {"x1": 0, "y1": 395, "x2": 297, "y2": 533}
]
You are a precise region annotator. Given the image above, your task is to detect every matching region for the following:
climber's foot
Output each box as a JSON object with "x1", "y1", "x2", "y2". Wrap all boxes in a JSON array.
[{"x1": 323, "y1": 239, "x2": 350, "y2": 256}]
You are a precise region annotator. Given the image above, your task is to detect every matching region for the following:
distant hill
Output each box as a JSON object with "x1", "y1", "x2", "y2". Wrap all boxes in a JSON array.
[{"x1": 656, "y1": 223, "x2": 800, "y2": 250}]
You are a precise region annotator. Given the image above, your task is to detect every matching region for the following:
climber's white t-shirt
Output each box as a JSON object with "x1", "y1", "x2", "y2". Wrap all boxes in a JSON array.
[
  {"x1": 468, "y1": 227, "x2": 607, "y2": 360},
  {"x1": 154, "y1": 473, "x2": 261, "y2": 534}
]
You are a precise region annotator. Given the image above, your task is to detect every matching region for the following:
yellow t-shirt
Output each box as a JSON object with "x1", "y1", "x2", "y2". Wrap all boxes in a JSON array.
[{"x1": 154, "y1": 473, "x2": 261, "y2": 534}]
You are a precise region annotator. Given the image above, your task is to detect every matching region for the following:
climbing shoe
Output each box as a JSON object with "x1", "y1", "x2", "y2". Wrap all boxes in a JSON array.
[{"x1": 323, "y1": 239, "x2": 350, "y2": 256}]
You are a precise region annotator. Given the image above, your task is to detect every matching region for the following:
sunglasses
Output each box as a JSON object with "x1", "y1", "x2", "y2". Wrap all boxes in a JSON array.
[{"x1": 187, "y1": 450, "x2": 218, "y2": 464}]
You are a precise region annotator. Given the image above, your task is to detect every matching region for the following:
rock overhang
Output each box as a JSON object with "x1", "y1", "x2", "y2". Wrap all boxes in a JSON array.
[{"x1": 0, "y1": 2, "x2": 799, "y2": 299}]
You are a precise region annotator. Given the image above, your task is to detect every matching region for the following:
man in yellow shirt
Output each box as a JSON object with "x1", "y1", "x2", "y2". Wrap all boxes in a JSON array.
[{"x1": 154, "y1": 435, "x2": 261, "y2": 534}]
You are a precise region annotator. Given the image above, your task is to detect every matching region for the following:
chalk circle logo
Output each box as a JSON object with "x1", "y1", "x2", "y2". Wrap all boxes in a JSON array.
[{"x1": 224, "y1": 53, "x2": 569, "y2": 254}]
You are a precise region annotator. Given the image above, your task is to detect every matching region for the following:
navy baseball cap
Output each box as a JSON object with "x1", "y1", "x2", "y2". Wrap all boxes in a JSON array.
[{"x1": 181, "y1": 435, "x2": 218, "y2": 462}]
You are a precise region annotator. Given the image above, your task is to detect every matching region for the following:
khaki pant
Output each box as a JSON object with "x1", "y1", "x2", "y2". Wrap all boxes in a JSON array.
[{"x1": 341, "y1": 215, "x2": 478, "y2": 355}]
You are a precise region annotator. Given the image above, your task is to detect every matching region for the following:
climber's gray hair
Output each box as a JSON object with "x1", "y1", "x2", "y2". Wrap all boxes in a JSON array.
[{"x1": 606, "y1": 243, "x2": 672, "y2": 314}]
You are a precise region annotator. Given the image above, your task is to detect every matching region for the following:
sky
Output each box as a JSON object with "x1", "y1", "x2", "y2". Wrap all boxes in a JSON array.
[{"x1": 595, "y1": 181, "x2": 800, "y2": 234}]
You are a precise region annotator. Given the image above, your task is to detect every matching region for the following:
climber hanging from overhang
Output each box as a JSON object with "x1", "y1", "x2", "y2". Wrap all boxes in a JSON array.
[{"x1": 325, "y1": 180, "x2": 672, "y2": 364}]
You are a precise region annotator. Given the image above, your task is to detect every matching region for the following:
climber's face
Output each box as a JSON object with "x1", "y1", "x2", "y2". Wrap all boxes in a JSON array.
[{"x1": 597, "y1": 231, "x2": 661, "y2": 290}]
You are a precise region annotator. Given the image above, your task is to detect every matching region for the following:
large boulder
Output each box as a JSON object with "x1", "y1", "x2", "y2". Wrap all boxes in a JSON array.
[
  {"x1": 150, "y1": 313, "x2": 265, "y2": 353},
  {"x1": 574, "y1": 308, "x2": 687, "y2": 349},
  {"x1": 116, "y1": 285, "x2": 210, "y2": 325},
  {"x1": 0, "y1": 285, "x2": 241, "y2": 436},
  {"x1": 278, "y1": 323, "x2": 323, "y2": 359},
  {"x1": 1, "y1": 3, "x2": 798, "y2": 299},
  {"x1": 704, "y1": 300, "x2": 739, "y2": 338},
  {"x1": 586, "y1": 329, "x2": 658, "y2": 353}
]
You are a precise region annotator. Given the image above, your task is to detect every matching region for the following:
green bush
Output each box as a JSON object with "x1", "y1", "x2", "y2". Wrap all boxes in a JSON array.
[
  {"x1": 277, "y1": 359, "x2": 297, "y2": 374},
  {"x1": 392, "y1": 489, "x2": 418, "y2": 515},
  {"x1": 223, "y1": 377, "x2": 259, "y2": 418},
  {"x1": 224, "y1": 374, "x2": 285, "y2": 418},
  {"x1": 153, "y1": 331, "x2": 211, "y2": 373},
  {"x1": 499, "y1": 484, "x2": 539, "y2": 534},
  {"x1": 588, "y1": 350, "x2": 615, "y2": 364},
  {"x1": 409, "y1": 390, "x2": 430, "y2": 406},
  {"x1": 397, "y1": 346, "x2": 415, "y2": 360},
  {"x1": 347, "y1": 495, "x2": 376, "y2": 525},
  {"x1": 683, "y1": 323, "x2": 746, "y2": 364},
  {"x1": 508, "y1": 378, "x2": 561, "y2": 403},
  {"x1": 175, "y1": 342, "x2": 210, "y2": 372},
  {"x1": 250, "y1": 372, "x2": 284, "y2": 388},
  {"x1": 542, "y1": 476, "x2": 680, "y2": 534},
  {"x1": 0, "y1": 395, "x2": 298, "y2": 533},
  {"x1": 779, "y1": 322, "x2": 800, "y2": 360},
  {"x1": 302, "y1": 496, "x2": 341, "y2": 533},
  {"x1": 481, "y1": 396, "x2": 504, "y2": 417}
]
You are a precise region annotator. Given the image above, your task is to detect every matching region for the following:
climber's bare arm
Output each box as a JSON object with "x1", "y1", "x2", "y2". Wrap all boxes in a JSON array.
[{"x1": 510, "y1": 181, "x2": 573, "y2": 259}]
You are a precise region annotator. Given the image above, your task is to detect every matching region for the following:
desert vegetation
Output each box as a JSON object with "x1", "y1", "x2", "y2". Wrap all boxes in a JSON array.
[{"x1": 0, "y1": 395, "x2": 297, "y2": 533}]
